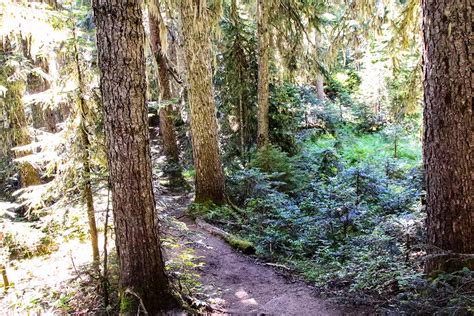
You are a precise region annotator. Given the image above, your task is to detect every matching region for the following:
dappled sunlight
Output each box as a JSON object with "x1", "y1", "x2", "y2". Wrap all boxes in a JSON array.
[
  {"x1": 0, "y1": 0, "x2": 471, "y2": 314},
  {"x1": 1, "y1": 231, "x2": 111, "y2": 313},
  {"x1": 235, "y1": 288, "x2": 259, "y2": 306}
]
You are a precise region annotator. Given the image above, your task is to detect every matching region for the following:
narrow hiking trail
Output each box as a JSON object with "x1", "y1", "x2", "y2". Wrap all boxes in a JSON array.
[
  {"x1": 151, "y1": 135, "x2": 368, "y2": 315},
  {"x1": 157, "y1": 190, "x2": 368, "y2": 315}
]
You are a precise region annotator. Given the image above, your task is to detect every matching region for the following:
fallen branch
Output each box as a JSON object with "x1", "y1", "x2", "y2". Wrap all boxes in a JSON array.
[
  {"x1": 195, "y1": 218, "x2": 255, "y2": 255},
  {"x1": 195, "y1": 218, "x2": 230, "y2": 240},
  {"x1": 264, "y1": 262, "x2": 292, "y2": 271}
]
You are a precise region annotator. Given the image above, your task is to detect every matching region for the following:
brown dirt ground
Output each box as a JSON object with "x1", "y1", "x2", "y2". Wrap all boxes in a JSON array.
[{"x1": 159, "y1": 192, "x2": 371, "y2": 316}]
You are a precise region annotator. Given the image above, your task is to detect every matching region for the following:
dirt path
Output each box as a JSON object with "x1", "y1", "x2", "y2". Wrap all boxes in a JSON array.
[{"x1": 157, "y1": 191, "x2": 365, "y2": 315}]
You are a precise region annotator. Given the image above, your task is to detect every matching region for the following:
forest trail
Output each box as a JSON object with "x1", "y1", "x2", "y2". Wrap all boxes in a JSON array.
[{"x1": 157, "y1": 191, "x2": 363, "y2": 315}]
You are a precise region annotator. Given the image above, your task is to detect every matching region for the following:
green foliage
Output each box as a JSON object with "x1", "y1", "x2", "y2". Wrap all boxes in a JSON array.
[
  {"x1": 226, "y1": 168, "x2": 282, "y2": 206},
  {"x1": 392, "y1": 269, "x2": 474, "y2": 314},
  {"x1": 332, "y1": 69, "x2": 361, "y2": 93},
  {"x1": 4, "y1": 222, "x2": 59, "y2": 259},
  {"x1": 119, "y1": 295, "x2": 133, "y2": 313},
  {"x1": 269, "y1": 84, "x2": 305, "y2": 155},
  {"x1": 220, "y1": 124, "x2": 430, "y2": 310},
  {"x1": 164, "y1": 246, "x2": 203, "y2": 298},
  {"x1": 250, "y1": 145, "x2": 295, "y2": 191},
  {"x1": 215, "y1": 11, "x2": 258, "y2": 163},
  {"x1": 351, "y1": 102, "x2": 386, "y2": 133},
  {"x1": 0, "y1": 157, "x2": 16, "y2": 197}
]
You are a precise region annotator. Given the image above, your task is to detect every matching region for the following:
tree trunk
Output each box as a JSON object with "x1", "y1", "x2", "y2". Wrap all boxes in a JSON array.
[
  {"x1": 256, "y1": 0, "x2": 270, "y2": 148},
  {"x1": 72, "y1": 27, "x2": 100, "y2": 269},
  {"x1": 0, "y1": 38, "x2": 41, "y2": 187},
  {"x1": 422, "y1": 0, "x2": 474, "y2": 273},
  {"x1": 314, "y1": 31, "x2": 326, "y2": 100},
  {"x1": 179, "y1": 0, "x2": 226, "y2": 204},
  {"x1": 230, "y1": 0, "x2": 247, "y2": 162},
  {"x1": 92, "y1": 1, "x2": 176, "y2": 312},
  {"x1": 315, "y1": 73, "x2": 325, "y2": 100},
  {"x1": 148, "y1": 13, "x2": 186, "y2": 188}
]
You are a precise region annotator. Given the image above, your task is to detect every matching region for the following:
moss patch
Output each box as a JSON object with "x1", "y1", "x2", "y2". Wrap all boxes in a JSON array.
[{"x1": 226, "y1": 235, "x2": 255, "y2": 255}]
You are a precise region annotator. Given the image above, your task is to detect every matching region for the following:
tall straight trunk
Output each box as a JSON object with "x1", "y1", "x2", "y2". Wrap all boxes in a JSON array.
[
  {"x1": 179, "y1": 0, "x2": 226, "y2": 204},
  {"x1": 231, "y1": 0, "x2": 246, "y2": 161},
  {"x1": 93, "y1": 0, "x2": 176, "y2": 312},
  {"x1": 314, "y1": 31, "x2": 326, "y2": 100},
  {"x1": 315, "y1": 73, "x2": 325, "y2": 100},
  {"x1": 0, "y1": 38, "x2": 41, "y2": 187},
  {"x1": 256, "y1": 0, "x2": 270, "y2": 148},
  {"x1": 422, "y1": 0, "x2": 474, "y2": 273},
  {"x1": 72, "y1": 27, "x2": 100, "y2": 269},
  {"x1": 148, "y1": 14, "x2": 185, "y2": 188}
]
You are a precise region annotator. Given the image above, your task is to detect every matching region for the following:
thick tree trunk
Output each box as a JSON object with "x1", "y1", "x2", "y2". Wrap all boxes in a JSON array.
[
  {"x1": 422, "y1": 0, "x2": 474, "y2": 273},
  {"x1": 179, "y1": 0, "x2": 226, "y2": 204},
  {"x1": 0, "y1": 39, "x2": 41, "y2": 187},
  {"x1": 93, "y1": 0, "x2": 176, "y2": 312},
  {"x1": 72, "y1": 27, "x2": 100, "y2": 269},
  {"x1": 256, "y1": 0, "x2": 270, "y2": 148},
  {"x1": 149, "y1": 14, "x2": 186, "y2": 188}
]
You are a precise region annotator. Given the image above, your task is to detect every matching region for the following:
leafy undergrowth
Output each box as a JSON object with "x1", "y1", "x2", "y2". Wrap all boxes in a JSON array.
[{"x1": 194, "y1": 129, "x2": 474, "y2": 314}]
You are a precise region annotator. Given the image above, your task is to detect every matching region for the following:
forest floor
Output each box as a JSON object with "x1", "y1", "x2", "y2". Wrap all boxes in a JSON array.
[
  {"x1": 151, "y1": 132, "x2": 371, "y2": 315},
  {"x1": 0, "y1": 187, "x2": 370, "y2": 315},
  {"x1": 0, "y1": 137, "x2": 373, "y2": 314},
  {"x1": 158, "y1": 188, "x2": 370, "y2": 315}
]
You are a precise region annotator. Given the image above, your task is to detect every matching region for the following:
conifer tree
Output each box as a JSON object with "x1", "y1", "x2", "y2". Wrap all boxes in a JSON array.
[{"x1": 93, "y1": 0, "x2": 176, "y2": 311}]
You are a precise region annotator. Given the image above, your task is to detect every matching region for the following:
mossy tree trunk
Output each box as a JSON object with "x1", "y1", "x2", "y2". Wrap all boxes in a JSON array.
[
  {"x1": 422, "y1": 0, "x2": 474, "y2": 273},
  {"x1": 179, "y1": 0, "x2": 226, "y2": 204},
  {"x1": 93, "y1": 0, "x2": 176, "y2": 312}
]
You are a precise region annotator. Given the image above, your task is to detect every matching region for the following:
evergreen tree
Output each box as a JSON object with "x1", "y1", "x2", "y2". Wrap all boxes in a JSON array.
[
  {"x1": 256, "y1": 0, "x2": 271, "y2": 148},
  {"x1": 148, "y1": 12, "x2": 186, "y2": 188},
  {"x1": 179, "y1": 0, "x2": 226, "y2": 204},
  {"x1": 92, "y1": 0, "x2": 176, "y2": 311},
  {"x1": 422, "y1": 0, "x2": 474, "y2": 273}
]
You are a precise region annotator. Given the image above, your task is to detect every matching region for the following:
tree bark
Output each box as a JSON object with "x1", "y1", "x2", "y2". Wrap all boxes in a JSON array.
[
  {"x1": 230, "y1": 0, "x2": 247, "y2": 161},
  {"x1": 92, "y1": 0, "x2": 176, "y2": 312},
  {"x1": 314, "y1": 31, "x2": 326, "y2": 100},
  {"x1": 148, "y1": 13, "x2": 186, "y2": 188},
  {"x1": 179, "y1": 0, "x2": 226, "y2": 204},
  {"x1": 422, "y1": 0, "x2": 474, "y2": 273},
  {"x1": 256, "y1": 0, "x2": 270, "y2": 148}
]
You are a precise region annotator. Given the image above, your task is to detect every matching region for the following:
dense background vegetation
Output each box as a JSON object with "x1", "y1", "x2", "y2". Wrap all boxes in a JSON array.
[{"x1": 0, "y1": 0, "x2": 472, "y2": 314}]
